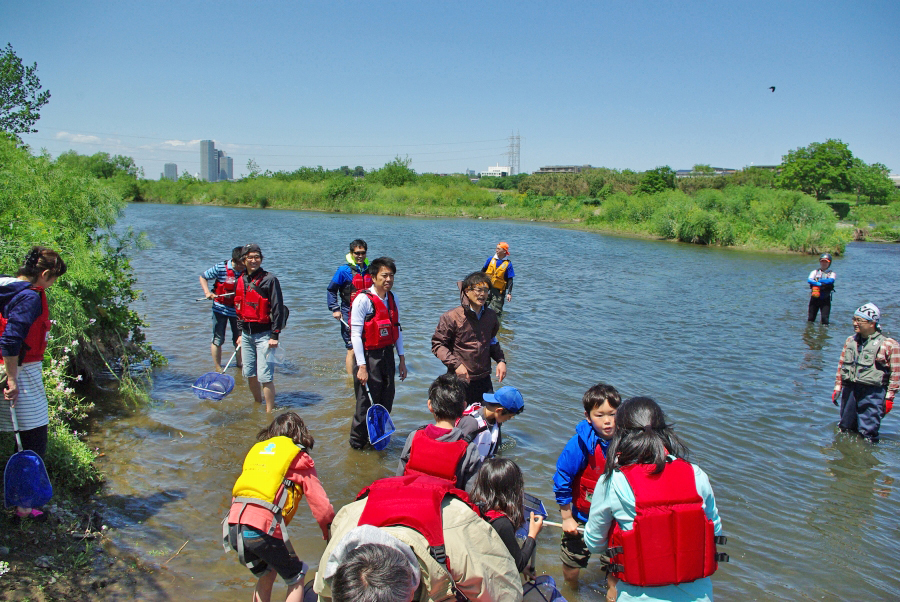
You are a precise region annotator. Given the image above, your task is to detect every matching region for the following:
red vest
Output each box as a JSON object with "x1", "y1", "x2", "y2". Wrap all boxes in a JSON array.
[
  {"x1": 483, "y1": 509, "x2": 506, "y2": 522},
  {"x1": 0, "y1": 287, "x2": 50, "y2": 365},
  {"x1": 350, "y1": 272, "x2": 372, "y2": 303},
  {"x1": 234, "y1": 273, "x2": 271, "y2": 324},
  {"x1": 572, "y1": 442, "x2": 606, "y2": 515},
  {"x1": 404, "y1": 429, "x2": 469, "y2": 484},
  {"x1": 213, "y1": 262, "x2": 238, "y2": 307},
  {"x1": 607, "y1": 459, "x2": 721, "y2": 587},
  {"x1": 356, "y1": 475, "x2": 477, "y2": 570},
  {"x1": 353, "y1": 291, "x2": 399, "y2": 351}
]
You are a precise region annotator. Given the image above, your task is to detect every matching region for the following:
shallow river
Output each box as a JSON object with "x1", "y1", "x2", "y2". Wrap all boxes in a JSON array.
[{"x1": 88, "y1": 202, "x2": 900, "y2": 600}]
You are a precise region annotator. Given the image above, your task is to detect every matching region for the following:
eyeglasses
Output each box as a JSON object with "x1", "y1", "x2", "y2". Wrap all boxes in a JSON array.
[
  {"x1": 468, "y1": 287, "x2": 489, "y2": 295},
  {"x1": 852, "y1": 317, "x2": 872, "y2": 324},
  {"x1": 353, "y1": 251, "x2": 367, "y2": 256},
  {"x1": 244, "y1": 254, "x2": 262, "y2": 261}
]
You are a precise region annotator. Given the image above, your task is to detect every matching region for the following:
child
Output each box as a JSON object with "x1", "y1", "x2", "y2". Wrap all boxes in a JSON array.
[
  {"x1": 397, "y1": 374, "x2": 483, "y2": 490},
  {"x1": 807, "y1": 252, "x2": 835, "y2": 325},
  {"x1": 470, "y1": 458, "x2": 544, "y2": 574},
  {"x1": 226, "y1": 412, "x2": 335, "y2": 602},
  {"x1": 553, "y1": 383, "x2": 621, "y2": 582},
  {"x1": 583, "y1": 397, "x2": 725, "y2": 602},
  {"x1": 456, "y1": 385, "x2": 525, "y2": 460}
]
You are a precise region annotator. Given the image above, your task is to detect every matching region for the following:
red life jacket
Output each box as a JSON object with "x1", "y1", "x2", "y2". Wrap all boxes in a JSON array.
[
  {"x1": 571, "y1": 442, "x2": 606, "y2": 516},
  {"x1": 0, "y1": 286, "x2": 50, "y2": 365},
  {"x1": 607, "y1": 459, "x2": 725, "y2": 587},
  {"x1": 483, "y1": 509, "x2": 506, "y2": 522},
  {"x1": 213, "y1": 262, "x2": 238, "y2": 308},
  {"x1": 403, "y1": 429, "x2": 469, "y2": 484},
  {"x1": 234, "y1": 272, "x2": 271, "y2": 324},
  {"x1": 353, "y1": 290, "x2": 399, "y2": 351},
  {"x1": 356, "y1": 474, "x2": 478, "y2": 571},
  {"x1": 340, "y1": 269, "x2": 373, "y2": 306}
]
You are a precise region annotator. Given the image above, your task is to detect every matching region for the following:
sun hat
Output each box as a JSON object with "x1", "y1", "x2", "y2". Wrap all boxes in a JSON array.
[
  {"x1": 854, "y1": 303, "x2": 880, "y2": 323},
  {"x1": 483, "y1": 386, "x2": 524, "y2": 414}
]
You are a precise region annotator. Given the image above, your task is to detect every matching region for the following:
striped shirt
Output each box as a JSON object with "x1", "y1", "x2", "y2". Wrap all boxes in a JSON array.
[
  {"x1": 202, "y1": 260, "x2": 242, "y2": 317},
  {"x1": 0, "y1": 362, "x2": 49, "y2": 431},
  {"x1": 835, "y1": 334, "x2": 900, "y2": 399}
]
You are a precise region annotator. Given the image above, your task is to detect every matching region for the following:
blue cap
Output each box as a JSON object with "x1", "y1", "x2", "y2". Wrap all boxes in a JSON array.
[{"x1": 483, "y1": 386, "x2": 524, "y2": 414}]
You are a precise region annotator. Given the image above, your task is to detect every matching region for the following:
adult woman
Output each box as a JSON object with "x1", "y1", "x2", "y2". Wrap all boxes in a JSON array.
[
  {"x1": 0, "y1": 246, "x2": 67, "y2": 520},
  {"x1": 583, "y1": 397, "x2": 726, "y2": 602}
]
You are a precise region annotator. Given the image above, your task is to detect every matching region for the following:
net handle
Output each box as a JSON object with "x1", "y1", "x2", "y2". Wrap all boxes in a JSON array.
[{"x1": 9, "y1": 405, "x2": 23, "y2": 452}]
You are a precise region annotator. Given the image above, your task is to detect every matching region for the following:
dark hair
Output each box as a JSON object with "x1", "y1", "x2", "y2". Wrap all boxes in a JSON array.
[
  {"x1": 603, "y1": 397, "x2": 688, "y2": 480},
  {"x1": 231, "y1": 246, "x2": 245, "y2": 262},
  {"x1": 470, "y1": 458, "x2": 525, "y2": 528},
  {"x1": 368, "y1": 256, "x2": 396, "y2": 277},
  {"x1": 428, "y1": 374, "x2": 466, "y2": 421},
  {"x1": 332, "y1": 543, "x2": 418, "y2": 602},
  {"x1": 462, "y1": 271, "x2": 491, "y2": 291},
  {"x1": 18, "y1": 246, "x2": 67, "y2": 280},
  {"x1": 349, "y1": 239, "x2": 368, "y2": 252},
  {"x1": 583, "y1": 383, "x2": 621, "y2": 413},
  {"x1": 257, "y1": 412, "x2": 315, "y2": 450}
]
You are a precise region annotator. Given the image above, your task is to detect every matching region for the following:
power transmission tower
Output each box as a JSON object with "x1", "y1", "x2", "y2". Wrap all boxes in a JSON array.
[{"x1": 507, "y1": 131, "x2": 520, "y2": 175}]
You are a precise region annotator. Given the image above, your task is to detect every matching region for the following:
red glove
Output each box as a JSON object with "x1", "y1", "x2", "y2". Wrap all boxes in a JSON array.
[
  {"x1": 832, "y1": 389, "x2": 840, "y2": 406},
  {"x1": 886, "y1": 397, "x2": 894, "y2": 414}
]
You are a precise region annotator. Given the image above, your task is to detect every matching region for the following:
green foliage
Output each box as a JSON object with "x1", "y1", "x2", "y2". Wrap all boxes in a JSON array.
[
  {"x1": 475, "y1": 173, "x2": 527, "y2": 190},
  {"x1": 639, "y1": 166, "x2": 676, "y2": 194},
  {"x1": 366, "y1": 156, "x2": 417, "y2": 187},
  {"x1": 0, "y1": 43, "x2": 51, "y2": 136},
  {"x1": 778, "y1": 139, "x2": 854, "y2": 199},
  {"x1": 847, "y1": 159, "x2": 895, "y2": 204},
  {"x1": 729, "y1": 167, "x2": 776, "y2": 188},
  {"x1": 692, "y1": 164, "x2": 715, "y2": 174}
]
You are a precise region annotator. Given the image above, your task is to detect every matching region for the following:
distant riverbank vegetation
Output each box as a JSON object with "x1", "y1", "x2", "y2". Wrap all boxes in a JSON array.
[
  {"x1": 135, "y1": 141, "x2": 898, "y2": 254},
  {"x1": 0, "y1": 134, "x2": 162, "y2": 493}
]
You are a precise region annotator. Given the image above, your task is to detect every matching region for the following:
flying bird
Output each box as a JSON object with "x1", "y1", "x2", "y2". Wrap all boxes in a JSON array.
[{"x1": 769, "y1": 86, "x2": 776, "y2": 92}]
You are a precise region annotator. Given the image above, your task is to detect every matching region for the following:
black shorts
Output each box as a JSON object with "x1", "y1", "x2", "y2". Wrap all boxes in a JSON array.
[{"x1": 228, "y1": 524, "x2": 306, "y2": 585}]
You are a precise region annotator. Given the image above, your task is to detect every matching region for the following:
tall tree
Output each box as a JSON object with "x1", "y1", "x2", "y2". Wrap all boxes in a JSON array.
[
  {"x1": 639, "y1": 166, "x2": 676, "y2": 194},
  {"x1": 778, "y1": 139, "x2": 854, "y2": 200},
  {"x1": 848, "y1": 159, "x2": 895, "y2": 204},
  {"x1": 0, "y1": 43, "x2": 51, "y2": 136}
]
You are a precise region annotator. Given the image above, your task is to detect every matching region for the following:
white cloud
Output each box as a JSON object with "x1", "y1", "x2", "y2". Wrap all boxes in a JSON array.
[
  {"x1": 162, "y1": 139, "x2": 200, "y2": 148},
  {"x1": 55, "y1": 131, "x2": 102, "y2": 144}
]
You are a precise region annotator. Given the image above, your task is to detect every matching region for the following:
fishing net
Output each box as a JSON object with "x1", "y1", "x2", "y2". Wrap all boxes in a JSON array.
[
  {"x1": 366, "y1": 404, "x2": 395, "y2": 451},
  {"x1": 191, "y1": 372, "x2": 235, "y2": 400},
  {"x1": 517, "y1": 492, "x2": 549, "y2": 537},
  {"x1": 4, "y1": 450, "x2": 53, "y2": 509},
  {"x1": 523, "y1": 576, "x2": 567, "y2": 601}
]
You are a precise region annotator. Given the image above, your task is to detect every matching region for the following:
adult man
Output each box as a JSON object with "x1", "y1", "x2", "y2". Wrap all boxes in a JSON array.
[
  {"x1": 807, "y1": 253, "x2": 835, "y2": 324},
  {"x1": 234, "y1": 244, "x2": 287, "y2": 413},
  {"x1": 833, "y1": 303, "x2": 899, "y2": 443},
  {"x1": 481, "y1": 241, "x2": 514, "y2": 317},
  {"x1": 432, "y1": 271, "x2": 507, "y2": 407},
  {"x1": 326, "y1": 239, "x2": 371, "y2": 377},
  {"x1": 349, "y1": 256, "x2": 406, "y2": 449},
  {"x1": 312, "y1": 475, "x2": 523, "y2": 601},
  {"x1": 199, "y1": 246, "x2": 245, "y2": 370}
]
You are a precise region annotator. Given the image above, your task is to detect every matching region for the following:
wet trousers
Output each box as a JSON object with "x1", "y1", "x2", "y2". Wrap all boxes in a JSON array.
[
  {"x1": 808, "y1": 295, "x2": 831, "y2": 324},
  {"x1": 350, "y1": 345, "x2": 395, "y2": 448},
  {"x1": 487, "y1": 287, "x2": 506, "y2": 317},
  {"x1": 839, "y1": 382, "x2": 886, "y2": 442}
]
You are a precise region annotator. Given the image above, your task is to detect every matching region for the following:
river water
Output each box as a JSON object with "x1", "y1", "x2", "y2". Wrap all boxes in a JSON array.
[{"x1": 88, "y1": 202, "x2": 900, "y2": 600}]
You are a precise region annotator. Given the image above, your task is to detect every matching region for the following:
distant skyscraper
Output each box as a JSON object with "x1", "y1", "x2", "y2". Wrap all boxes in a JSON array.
[
  {"x1": 163, "y1": 163, "x2": 178, "y2": 181},
  {"x1": 219, "y1": 154, "x2": 233, "y2": 181},
  {"x1": 200, "y1": 140, "x2": 218, "y2": 182}
]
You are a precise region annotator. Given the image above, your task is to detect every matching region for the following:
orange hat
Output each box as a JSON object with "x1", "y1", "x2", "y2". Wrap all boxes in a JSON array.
[{"x1": 497, "y1": 242, "x2": 510, "y2": 254}]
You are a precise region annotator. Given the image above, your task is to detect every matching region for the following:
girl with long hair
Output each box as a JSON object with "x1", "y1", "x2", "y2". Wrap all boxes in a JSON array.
[
  {"x1": 583, "y1": 397, "x2": 726, "y2": 602},
  {"x1": 0, "y1": 246, "x2": 67, "y2": 521},
  {"x1": 227, "y1": 412, "x2": 335, "y2": 602},
  {"x1": 470, "y1": 457, "x2": 544, "y2": 574}
]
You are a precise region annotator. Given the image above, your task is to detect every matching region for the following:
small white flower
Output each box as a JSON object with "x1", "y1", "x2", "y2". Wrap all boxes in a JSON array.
[{"x1": 88, "y1": 319, "x2": 96, "y2": 325}]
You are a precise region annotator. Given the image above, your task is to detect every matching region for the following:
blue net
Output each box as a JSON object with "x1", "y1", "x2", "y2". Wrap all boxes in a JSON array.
[
  {"x1": 5, "y1": 451, "x2": 53, "y2": 509},
  {"x1": 192, "y1": 372, "x2": 235, "y2": 400},
  {"x1": 517, "y1": 492, "x2": 549, "y2": 537},
  {"x1": 523, "y1": 576, "x2": 567, "y2": 601},
  {"x1": 367, "y1": 404, "x2": 396, "y2": 451}
]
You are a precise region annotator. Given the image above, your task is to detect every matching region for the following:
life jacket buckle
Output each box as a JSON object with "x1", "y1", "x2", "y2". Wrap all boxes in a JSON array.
[
  {"x1": 608, "y1": 562, "x2": 625, "y2": 573},
  {"x1": 431, "y1": 544, "x2": 447, "y2": 567},
  {"x1": 714, "y1": 535, "x2": 727, "y2": 545},
  {"x1": 716, "y1": 552, "x2": 729, "y2": 563},
  {"x1": 606, "y1": 546, "x2": 623, "y2": 556}
]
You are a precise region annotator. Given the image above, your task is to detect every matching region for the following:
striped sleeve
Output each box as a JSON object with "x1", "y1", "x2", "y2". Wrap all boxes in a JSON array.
[{"x1": 879, "y1": 338, "x2": 900, "y2": 399}]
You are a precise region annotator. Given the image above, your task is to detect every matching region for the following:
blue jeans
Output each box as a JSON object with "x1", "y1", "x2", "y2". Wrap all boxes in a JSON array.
[
  {"x1": 241, "y1": 331, "x2": 275, "y2": 383},
  {"x1": 211, "y1": 311, "x2": 239, "y2": 347}
]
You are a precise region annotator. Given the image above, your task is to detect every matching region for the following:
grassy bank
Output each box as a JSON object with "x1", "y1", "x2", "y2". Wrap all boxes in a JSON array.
[
  {"x1": 139, "y1": 167, "x2": 851, "y2": 254},
  {"x1": 0, "y1": 134, "x2": 161, "y2": 592}
]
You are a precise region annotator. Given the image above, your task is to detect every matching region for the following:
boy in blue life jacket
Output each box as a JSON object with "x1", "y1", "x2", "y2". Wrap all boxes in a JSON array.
[
  {"x1": 553, "y1": 383, "x2": 621, "y2": 583},
  {"x1": 397, "y1": 374, "x2": 483, "y2": 491}
]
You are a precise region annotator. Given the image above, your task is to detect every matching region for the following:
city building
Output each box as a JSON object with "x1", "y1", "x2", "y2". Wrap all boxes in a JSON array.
[
  {"x1": 218, "y1": 151, "x2": 233, "y2": 181},
  {"x1": 534, "y1": 165, "x2": 593, "y2": 174},
  {"x1": 162, "y1": 163, "x2": 178, "y2": 181},
  {"x1": 675, "y1": 167, "x2": 738, "y2": 178},
  {"x1": 481, "y1": 164, "x2": 510, "y2": 177},
  {"x1": 200, "y1": 140, "x2": 218, "y2": 182}
]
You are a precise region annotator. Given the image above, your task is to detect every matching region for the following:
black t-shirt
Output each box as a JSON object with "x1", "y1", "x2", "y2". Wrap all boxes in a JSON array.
[{"x1": 489, "y1": 514, "x2": 536, "y2": 573}]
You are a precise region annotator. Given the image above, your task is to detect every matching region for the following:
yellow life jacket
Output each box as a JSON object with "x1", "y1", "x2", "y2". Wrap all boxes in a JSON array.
[
  {"x1": 232, "y1": 436, "x2": 305, "y2": 526},
  {"x1": 485, "y1": 257, "x2": 510, "y2": 291}
]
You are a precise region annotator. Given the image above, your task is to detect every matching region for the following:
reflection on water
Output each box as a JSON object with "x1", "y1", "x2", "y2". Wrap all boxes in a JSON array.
[{"x1": 84, "y1": 205, "x2": 900, "y2": 601}]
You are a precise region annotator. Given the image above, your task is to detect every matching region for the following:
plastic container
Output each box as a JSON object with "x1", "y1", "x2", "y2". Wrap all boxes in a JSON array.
[{"x1": 265, "y1": 345, "x2": 286, "y2": 365}]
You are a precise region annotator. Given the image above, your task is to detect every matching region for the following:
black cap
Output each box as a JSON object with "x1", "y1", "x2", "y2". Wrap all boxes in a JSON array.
[{"x1": 242, "y1": 243, "x2": 262, "y2": 258}]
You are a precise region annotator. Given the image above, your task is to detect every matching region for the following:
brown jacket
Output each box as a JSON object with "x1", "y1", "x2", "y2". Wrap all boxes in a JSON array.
[{"x1": 431, "y1": 304, "x2": 505, "y2": 382}]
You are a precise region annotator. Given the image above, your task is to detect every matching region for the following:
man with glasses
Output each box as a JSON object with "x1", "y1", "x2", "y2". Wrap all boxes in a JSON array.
[
  {"x1": 327, "y1": 239, "x2": 371, "y2": 376},
  {"x1": 832, "y1": 303, "x2": 899, "y2": 443},
  {"x1": 481, "y1": 242, "x2": 514, "y2": 318},
  {"x1": 234, "y1": 243, "x2": 287, "y2": 413},
  {"x1": 432, "y1": 271, "x2": 507, "y2": 407}
]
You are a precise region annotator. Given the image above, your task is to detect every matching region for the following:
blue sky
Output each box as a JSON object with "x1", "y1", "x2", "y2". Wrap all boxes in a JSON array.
[{"x1": 4, "y1": 1, "x2": 898, "y2": 179}]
